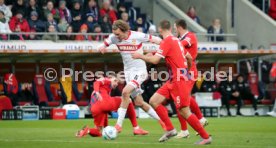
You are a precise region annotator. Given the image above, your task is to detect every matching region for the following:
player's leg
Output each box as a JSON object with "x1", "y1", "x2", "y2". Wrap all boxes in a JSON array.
[
  {"x1": 190, "y1": 97, "x2": 208, "y2": 126},
  {"x1": 175, "y1": 81, "x2": 211, "y2": 145},
  {"x1": 267, "y1": 100, "x2": 276, "y2": 117},
  {"x1": 115, "y1": 84, "x2": 134, "y2": 129},
  {"x1": 134, "y1": 93, "x2": 162, "y2": 122},
  {"x1": 112, "y1": 96, "x2": 148, "y2": 134},
  {"x1": 76, "y1": 102, "x2": 104, "y2": 138},
  {"x1": 150, "y1": 91, "x2": 177, "y2": 142},
  {"x1": 187, "y1": 80, "x2": 208, "y2": 126},
  {"x1": 175, "y1": 110, "x2": 190, "y2": 139},
  {"x1": 127, "y1": 100, "x2": 149, "y2": 135}
]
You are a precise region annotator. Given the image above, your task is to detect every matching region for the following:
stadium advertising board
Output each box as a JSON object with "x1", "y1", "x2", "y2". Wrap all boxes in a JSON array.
[{"x1": 0, "y1": 41, "x2": 238, "y2": 53}]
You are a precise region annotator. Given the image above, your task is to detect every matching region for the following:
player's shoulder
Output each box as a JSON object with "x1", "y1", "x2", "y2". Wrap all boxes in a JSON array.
[
  {"x1": 106, "y1": 33, "x2": 119, "y2": 42},
  {"x1": 187, "y1": 31, "x2": 197, "y2": 39}
]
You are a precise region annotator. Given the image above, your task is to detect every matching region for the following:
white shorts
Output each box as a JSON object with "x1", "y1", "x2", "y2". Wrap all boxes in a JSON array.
[{"x1": 124, "y1": 70, "x2": 148, "y2": 98}]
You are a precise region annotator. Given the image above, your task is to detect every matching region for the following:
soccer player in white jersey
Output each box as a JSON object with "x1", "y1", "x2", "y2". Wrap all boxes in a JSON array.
[{"x1": 97, "y1": 20, "x2": 165, "y2": 132}]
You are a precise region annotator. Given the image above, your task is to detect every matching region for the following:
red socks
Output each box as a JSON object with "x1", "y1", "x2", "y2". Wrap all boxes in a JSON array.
[
  {"x1": 177, "y1": 110, "x2": 187, "y2": 131},
  {"x1": 127, "y1": 102, "x2": 138, "y2": 127},
  {"x1": 186, "y1": 114, "x2": 209, "y2": 139},
  {"x1": 155, "y1": 105, "x2": 174, "y2": 131},
  {"x1": 190, "y1": 96, "x2": 203, "y2": 120},
  {"x1": 89, "y1": 128, "x2": 102, "y2": 137}
]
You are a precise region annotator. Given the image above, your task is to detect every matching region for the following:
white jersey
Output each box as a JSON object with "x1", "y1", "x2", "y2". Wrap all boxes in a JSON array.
[{"x1": 104, "y1": 31, "x2": 152, "y2": 71}]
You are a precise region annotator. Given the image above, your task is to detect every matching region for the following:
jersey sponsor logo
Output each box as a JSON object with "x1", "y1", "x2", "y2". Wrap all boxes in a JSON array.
[{"x1": 117, "y1": 45, "x2": 138, "y2": 51}]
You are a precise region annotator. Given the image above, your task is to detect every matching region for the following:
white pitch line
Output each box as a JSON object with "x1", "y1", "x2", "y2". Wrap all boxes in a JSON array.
[{"x1": 0, "y1": 138, "x2": 273, "y2": 148}]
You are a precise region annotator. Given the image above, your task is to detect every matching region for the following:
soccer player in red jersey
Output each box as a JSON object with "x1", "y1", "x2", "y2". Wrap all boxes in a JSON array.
[
  {"x1": 132, "y1": 20, "x2": 212, "y2": 145},
  {"x1": 174, "y1": 19, "x2": 208, "y2": 138},
  {"x1": 76, "y1": 75, "x2": 148, "y2": 137}
]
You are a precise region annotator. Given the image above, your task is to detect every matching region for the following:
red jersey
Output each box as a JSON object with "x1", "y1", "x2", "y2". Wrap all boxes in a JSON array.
[
  {"x1": 180, "y1": 31, "x2": 198, "y2": 80},
  {"x1": 93, "y1": 78, "x2": 112, "y2": 95},
  {"x1": 156, "y1": 35, "x2": 187, "y2": 81},
  {"x1": 179, "y1": 31, "x2": 198, "y2": 60}
]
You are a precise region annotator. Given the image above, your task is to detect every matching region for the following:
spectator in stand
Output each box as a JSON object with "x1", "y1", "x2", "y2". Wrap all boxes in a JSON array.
[
  {"x1": 42, "y1": 24, "x2": 59, "y2": 41},
  {"x1": 26, "y1": 0, "x2": 42, "y2": 20},
  {"x1": 121, "y1": 12, "x2": 133, "y2": 29},
  {"x1": 82, "y1": 0, "x2": 99, "y2": 22},
  {"x1": 58, "y1": 18, "x2": 69, "y2": 32},
  {"x1": 100, "y1": 14, "x2": 112, "y2": 33},
  {"x1": 71, "y1": 1, "x2": 82, "y2": 32},
  {"x1": 28, "y1": 28, "x2": 40, "y2": 40},
  {"x1": 43, "y1": 1, "x2": 60, "y2": 22},
  {"x1": 92, "y1": 24, "x2": 102, "y2": 41},
  {"x1": 60, "y1": 25, "x2": 75, "y2": 40},
  {"x1": 187, "y1": 6, "x2": 200, "y2": 24},
  {"x1": 117, "y1": 3, "x2": 127, "y2": 19},
  {"x1": 0, "y1": 0, "x2": 12, "y2": 21},
  {"x1": 137, "y1": 26, "x2": 143, "y2": 33},
  {"x1": 147, "y1": 25, "x2": 156, "y2": 35},
  {"x1": 219, "y1": 74, "x2": 242, "y2": 116},
  {"x1": 207, "y1": 18, "x2": 225, "y2": 42},
  {"x1": 85, "y1": 13, "x2": 96, "y2": 32},
  {"x1": 11, "y1": 0, "x2": 26, "y2": 17},
  {"x1": 9, "y1": 10, "x2": 30, "y2": 40},
  {"x1": 235, "y1": 74, "x2": 259, "y2": 115},
  {"x1": 75, "y1": 24, "x2": 92, "y2": 41},
  {"x1": 0, "y1": 10, "x2": 11, "y2": 40},
  {"x1": 46, "y1": 13, "x2": 59, "y2": 32},
  {"x1": 201, "y1": 73, "x2": 218, "y2": 92},
  {"x1": 2, "y1": 0, "x2": 12, "y2": 6},
  {"x1": 100, "y1": 0, "x2": 117, "y2": 24},
  {"x1": 28, "y1": 11, "x2": 46, "y2": 32},
  {"x1": 132, "y1": 16, "x2": 146, "y2": 33},
  {"x1": 58, "y1": 0, "x2": 71, "y2": 24}
]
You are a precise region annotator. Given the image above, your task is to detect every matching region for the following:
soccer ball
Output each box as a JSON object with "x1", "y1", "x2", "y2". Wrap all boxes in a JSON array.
[{"x1": 102, "y1": 126, "x2": 117, "y2": 140}]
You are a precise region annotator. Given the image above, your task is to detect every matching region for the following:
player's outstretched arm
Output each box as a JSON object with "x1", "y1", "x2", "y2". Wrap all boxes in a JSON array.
[
  {"x1": 149, "y1": 36, "x2": 162, "y2": 45},
  {"x1": 132, "y1": 52, "x2": 161, "y2": 64},
  {"x1": 185, "y1": 52, "x2": 193, "y2": 71},
  {"x1": 96, "y1": 43, "x2": 107, "y2": 54}
]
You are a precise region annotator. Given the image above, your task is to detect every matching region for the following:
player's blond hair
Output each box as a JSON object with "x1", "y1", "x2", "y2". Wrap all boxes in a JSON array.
[{"x1": 112, "y1": 20, "x2": 130, "y2": 32}]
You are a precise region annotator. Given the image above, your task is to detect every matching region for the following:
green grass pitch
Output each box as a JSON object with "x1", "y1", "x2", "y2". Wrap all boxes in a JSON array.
[{"x1": 0, "y1": 117, "x2": 276, "y2": 148}]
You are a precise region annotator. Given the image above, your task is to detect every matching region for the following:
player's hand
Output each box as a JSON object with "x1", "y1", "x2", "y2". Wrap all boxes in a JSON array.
[
  {"x1": 97, "y1": 44, "x2": 107, "y2": 54},
  {"x1": 145, "y1": 52, "x2": 153, "y2": 56},
  {"x1": 99, "y1": 48, "x2": 107, "y2": 54},
  {"x1": 131, "y1": 52, "x2": 143, "y2": 59},
  {"x1": 92, "y1": 91, "x2": 103, "y2": 101}
]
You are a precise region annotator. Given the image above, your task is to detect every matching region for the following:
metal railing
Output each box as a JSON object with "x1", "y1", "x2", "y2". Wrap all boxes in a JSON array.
[
  {"x1": 249, "y1": 0, "x2": 270, "y2": 13},
  {"x1": 0, "y1": 32, "x2": 237, "y2": 42}
]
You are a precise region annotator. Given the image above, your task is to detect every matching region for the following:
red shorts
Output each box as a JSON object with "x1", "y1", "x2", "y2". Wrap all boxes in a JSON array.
[
  {"x1": 156, "y1": 80, "x2": 190, "y2": 109},
  {"x1": 90, "y1": 94, "x2": 121, "y2": 127}
]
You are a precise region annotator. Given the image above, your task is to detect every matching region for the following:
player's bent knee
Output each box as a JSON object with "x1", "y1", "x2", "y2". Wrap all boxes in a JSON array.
[
  {"x1": 134, "y1": 99, "x2": 144, "y2": 107},
  {"x1": 122, "y1": 90, "x2": 131, "y2": 99},
  {"x1": 179, "y1": 106, "x2": 192, "y2": 119}
]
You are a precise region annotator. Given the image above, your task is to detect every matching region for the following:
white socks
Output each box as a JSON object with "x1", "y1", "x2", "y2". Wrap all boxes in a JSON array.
[
  {"x1": 147, "y1": 107, "x2": 161, "y2": 120},
  {"x1": 133, "y1": 126, "x2": 140, "y2": 130},
  {"x1": 181, "y1": 130, "x2": 190, "y2": 134},
  {"x1": 116, "y1": 107, "x2": 127, "y2": 127}
]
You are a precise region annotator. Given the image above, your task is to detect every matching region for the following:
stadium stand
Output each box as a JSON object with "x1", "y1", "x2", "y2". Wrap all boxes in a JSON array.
[
  {"x1": 0, "y1": 0, "x2": 275, "y2": 119},
  {"x1": 32, "y1": 75, "x2": 60, "y2": 107}
]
